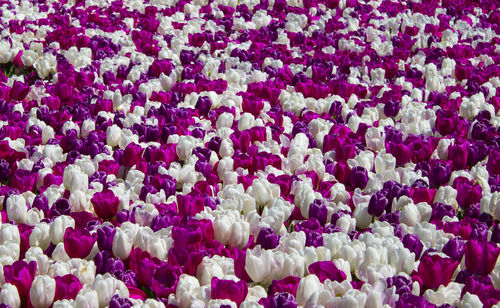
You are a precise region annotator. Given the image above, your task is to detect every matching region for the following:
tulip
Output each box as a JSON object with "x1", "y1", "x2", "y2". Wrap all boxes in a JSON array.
[
  {"x1": 417, "y1": 254, "x2": 458, "y2": 290},
  {"x1": 63, "y1": 227, "x2": 97, "y2": 259},
  {"x1": 0, "y1": 283, "x2": 21, "y2": 308},
  {"x1": 211, "y1": 277, "x2": 248, "y2": 306},
  {"x1": 91, "y1": 190, "x2": 120, "y2": 219},
  {"x1": 308, "y1": 261, "x2": 346, "y2": 283},
  {"x1": 3, "y1": 260, "x2": 37, "y2": 305},
  {"x1": 29, "y1": 275, "x2": 56, "y2": 308},
  {"x1": 464, "y1": 240, "x2": 500, "y2": 276}
]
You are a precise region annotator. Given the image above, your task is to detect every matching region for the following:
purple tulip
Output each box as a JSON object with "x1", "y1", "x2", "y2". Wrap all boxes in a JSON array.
[
  {"x1": 64, "y1": 227, "x2": 97, "y2": 259},
  {"x1": 211, "y1": 277, "x2": 248, "y2": 306},
  {"x1": 256, "y1": 227, "x2": 279, "y2": 249},
  {"x1": 97, "y1": 225, "x2": 116, "y2": 252},
  {"x1": 308, "y1": 199, "x2": 328, "y2": 225},
  {"x1": 91, "y1": 189, "x2": 120, "y2": 219},
  {"x1": 442, "y1": 238, "x2": 465, "y2": 262},
  {"x1": 10, "y1": 81, "x2": 29, "y2": 101},
  {"x1": 109, "y1": 295, "x2": 133, "y2": 308},
  {"x1": 3, "y1": 260, "x2": 37, "y2": 304},
  {"x1": 464, "y1": 239, "x2": 500, "y2": 276},
  {"x1": 54, "y1": 274, "x2": 82, "y2": 301},
  {"x1": 10, "y1": 169, "x2": 37, "y2": 193},
  {"x1": 308, "y1": 261, "x2": 346, "y2": 283},
  {"x1": 402, "y1": 234, "x2": 423, "y2": 259},
  {"x1": 269, "y1": 276, "x2": 300, "y2": 297},
  {"x1": 368, "y1": 192, "x2": 388, "y2": 216},
  {"x1": 122, "y1": 143, "x2": 143, "y2": 168},
  {"x1": 417, "y1": 254, "x2": 458, "y2": 290}
]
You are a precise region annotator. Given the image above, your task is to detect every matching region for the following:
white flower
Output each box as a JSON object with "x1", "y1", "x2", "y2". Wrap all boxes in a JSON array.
[
  {"x1": 245, "y1": 246, "x2": 274, "y2": 283},
  {"x1": 399, "y1": 203, "x2": 421, "y2": 227},
  {"x1": 176, "y1": 136, "x2": 196, "y2": 161},
  {"x1": 0, "y1": 283, "x2": 21, "y2": 308},
  {"x1": 424, "y1": 282, "x2": 462, "y2": 306},
  {"x1": 297, "y1": 275, "x2": 322, "y2": 306},
  {"x1": 106, "y1": 124, "x2": 122, "y2": 147},
  {"x1": 69, "y1": 259, "x2": 97, "y2": 286},
  {"x1": 52, "y1": 299, "x2": 73, "y2": 308},
  {"x1": 197, "y1": 256, "x2": 235, "y2": 286},
  {"x1": 63, "y1": 165, "x2": 89, "y2": 193},
  {"x1": 92, "y1": 274, "x2": 129, "y2": 308},
  {"x1": 52, "y1": 242, "x2": 70, "y2": 262},
  {"x1": 74, "y1": 289, "x2": 99, "y2": 308},
  {"x1": 6, "y1": 194, "x2": 28, "y2": 224},
  {"x1": 176, "y1": 274, "x2": 203, "y2": 308},
  {"x1": 68, "y1": 190, "x2": 90, "y2": 212},
  {"x1": 30, "y1": 275, "x2": 56, "y2": 308},
  {"x1": 112, "y1": 228, "x2": 132, "y2": 259},
  {"x1": 247, "y1": 178, "x2": 280, "y2": 207},
  {"x1": 49, "y1": 215, "x2": 75, "y2": 244},
  {"x1": 458, "y1": 292, "x2": 483, "y2": 308},
  {"x1": 213, "y1": 209, "x2": 250, "y2": 249},
  {"x1": 30, "y1": 222, "x2": 51, "y2": 250}
]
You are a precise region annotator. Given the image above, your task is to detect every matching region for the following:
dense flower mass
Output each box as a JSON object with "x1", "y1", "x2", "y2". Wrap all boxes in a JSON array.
[{"x1": 0, "y1": 0, "x2": 498, "y2": 307}]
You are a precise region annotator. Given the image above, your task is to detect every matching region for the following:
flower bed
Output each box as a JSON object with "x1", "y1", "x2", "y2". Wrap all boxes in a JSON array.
[{"x1": 0, "y1": 0, "x2": 499, "y2": 307}]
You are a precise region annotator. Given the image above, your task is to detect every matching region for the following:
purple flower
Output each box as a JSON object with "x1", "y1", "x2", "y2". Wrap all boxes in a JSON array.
[
  {"x1": 269, "y1": 276, "x2": 300, "y2": 297},
  {"x1": 3, "y1": 260, "x2": 37, "y2": 304},
  {"x1": 260, "y1": 292, "x2": 298, "y2": 308},
  {"x1": 417, "y1": 254, "x2": 458, "y2": 290},
  {"x1": 97, "y1": 225, "x2": 116, "y2": 252},
  {"x1": 54, "y1": 274, "x2": 82, "y2": 301},
  {"x1": 256, "y1": 227, "x2": 279, "y2": 249},
  {"x1": 308, "y1": 261, "x2": 346, "y2": 283},
  {"x1": 368, "y1": 192, "x2": 388, "y2": 216},
  {"x1": 150, "y1": 263, "x2": 182, "y2": 298},
  {"x1": 109, "y1": 295, "x2": 133, "y2": 308},
  {"x1": 63, "y1": 227, "x2": 97, "y2": 259},
  {"x1": 10, "y1": 81, "x2": 29, "y2": 101},
  {"x1": 122, "y1": 143, "x2": 143, "y2": 168},
  {"x1": 350, "y1": 166, "x2": 368, "y2": 189},
  {"x1": 456, "y1": 179, "x2": 482, "y2": 209},
  {"x1": 402, "y1": 234, "x2": 423, "y2": 259},
  {"x1": 195, "y1": 96, "x2": 212, "y2": 116},
  {"x1": 10, "y1": 169, "x2": 37, "y2": 193},
  {"x1": 464, "y1": 239, "x2": 500, "y2": 276},
  {"x1": 211, "y1": 277, "x2": 248, "y2": 306},
  {"x1": 91, "y1": 189, "x2": 120, "y2": 219},
  {"x1": 442, "y1": 238, "x2": 465, "y2": 261}
]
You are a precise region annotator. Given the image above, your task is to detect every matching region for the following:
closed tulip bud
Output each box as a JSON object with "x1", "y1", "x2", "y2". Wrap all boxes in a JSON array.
[
  {"x1": 112, "y1": 229, "x2": 132, "y2": 260},
  {"x1": 30, "y1": 275, "x2": 56, "y2": 308},
  {"x1": 0, "y1": 283, "x2": 21, "y2": 308}
]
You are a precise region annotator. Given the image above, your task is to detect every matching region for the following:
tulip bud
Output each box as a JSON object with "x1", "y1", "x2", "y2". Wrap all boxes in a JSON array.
[
  {"x1": 6, "y1": 194, "x2": 28, "y2": 224},
  {"x1": 0, "y1": 283, "x2": 21, "y2": 308},
  {"x1": 30, "y1": 275, "x2": 56, "y2": 308},
  {"x1": 49, "y1": 215, "x2": 75, "y2": 244},
  {"x1": 112, "y1": 229, "x2": 132, "y2": 260},
  {"x1": 74, "y1": 289, "x2": 99, "y2": 308}
]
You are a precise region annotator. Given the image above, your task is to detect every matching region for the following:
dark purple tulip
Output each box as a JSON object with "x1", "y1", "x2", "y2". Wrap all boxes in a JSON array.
[
  {"x1": 402, "y1": 234, "x2": 423, "y2": 259},
  {"x1": 387, "y1": 275, "x2": 412, "y2": 296},
  {"x1": 97, "y1": 225, "x2": 116, "y2": 252},
  {"x1": 49, "y1": 198, "x2": 71, "y2": 218},
  {"x1": 0, "y1": 159, "x2": 9, "y2": 182},
  {"x1": 429, "y1": 162, "x2": 451, "y2": 188},
  {"x1": 256, "y1": 227, "x2": 279, "y2": 249},
  {"x1": 396, "y1": 294, "x2": 435, "y2": 308},
  {"x1": 309, "y1": 199, "x2": 327, "y2": 225},
  {"x1": 442, "y1": 238, "x2": 465, "y2": 262},
  {"x1": 260, "y1": 292, "x2": 298, "y2": 308},
  {"x1": 368, "y1": 192, "x2": 388, "y2": 216},
  {"x1": 195, "y1": 96, "x2": 212, "y2": 116},
  {"x1": 109, "y1": 295, "x2": 133, "y2": 308},
  {"x1": 350, "y1": 166, "x2": 368, "y2": 189}
]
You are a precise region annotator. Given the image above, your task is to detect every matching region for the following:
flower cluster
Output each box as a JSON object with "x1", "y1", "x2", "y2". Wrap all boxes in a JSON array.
[{"x1": 0, "y1": 0, "x2": 499, "y2": 307}]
